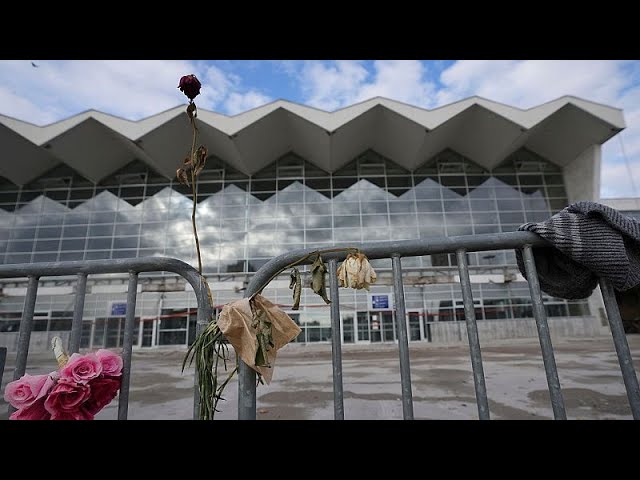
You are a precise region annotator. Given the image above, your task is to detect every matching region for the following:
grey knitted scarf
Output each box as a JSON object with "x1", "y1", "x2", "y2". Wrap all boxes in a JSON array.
[{"x1": 515, "y1": 201, "x2": 640, "y2": 299}]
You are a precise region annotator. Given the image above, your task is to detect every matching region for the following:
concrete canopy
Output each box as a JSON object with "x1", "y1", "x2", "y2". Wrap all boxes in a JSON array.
[{"x1": 0, "y1": 96, "x2": 625, "y2": 186}]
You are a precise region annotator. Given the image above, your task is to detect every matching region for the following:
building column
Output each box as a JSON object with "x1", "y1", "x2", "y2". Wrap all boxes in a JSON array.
[{"x1": 563, "y1": 144, "x2": 601, "y2": 203}]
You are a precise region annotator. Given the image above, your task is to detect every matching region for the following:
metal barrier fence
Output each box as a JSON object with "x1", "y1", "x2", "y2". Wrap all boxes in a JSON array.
[
  {"x1": 240, "y1": 231, "x2": 640, "y2": 420},
  {"x1": 0, "y1": 347, "x2": 6, "y2": 394},
  {"x1": 0, "y1": 258, "x2": 212, "y2": 420},
  {"x1": 1, "y1": 231, "x2": 639, "y2": 420}
]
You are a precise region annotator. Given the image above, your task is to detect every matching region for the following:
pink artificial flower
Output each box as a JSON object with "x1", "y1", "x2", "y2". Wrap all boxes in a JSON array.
[
  {"x1": 96, "y1": 349, "x2": 123, "y2": 377},
  {"x1": 60, "y1": 352, "x2": 102, "y2": 384},
  {"x1": 85, "y1": 377, "x2": 121, "y2": 415},
  {"x1": 50, "y1": 408, "x2": 94, "y2": 420},
  {"x1": 9, "y1": 397, "x2": 51, "y2": 420},
  {"x1": 44, "y1": 379, "x2": 91, "y2": 417},
  {"x1": 4, "y1": 373, "x2": 56, "y2": 409}
]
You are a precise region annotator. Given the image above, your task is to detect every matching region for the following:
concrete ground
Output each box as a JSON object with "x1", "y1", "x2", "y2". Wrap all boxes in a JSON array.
[{"x1": 2, "y1": 335, "x2": 640, "y2": 420}]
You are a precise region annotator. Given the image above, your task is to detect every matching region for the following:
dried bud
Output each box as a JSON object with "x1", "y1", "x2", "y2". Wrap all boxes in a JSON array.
[
  {"x1": 186, "y1": 102, "x2": 197, "y2": 120},
  {"x1": 176, "y1": 157, "x2": 191, "y2": 186},
  {"x1": 337, "y1": 252, "x2": 377, "y2": 290},
  {"x1": 194, "y1": 145, "x2": 208, "y2": 176},
  {"x1": 178, "y1": 74, "x2": 202, "y2": 101}
]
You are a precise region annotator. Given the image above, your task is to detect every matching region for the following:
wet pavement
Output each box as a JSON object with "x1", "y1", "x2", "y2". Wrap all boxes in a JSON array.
[{"x1": 2, "y1": 335, "x2": 640, "y2": 420}]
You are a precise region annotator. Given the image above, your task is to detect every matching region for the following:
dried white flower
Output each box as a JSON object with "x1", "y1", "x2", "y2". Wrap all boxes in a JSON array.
[
  {"x1": 51, "y1": 336, "x2": 69, "y2": 368},
  {"x1": 337, "y1": 252, "x2": 377, "y2": 290}
]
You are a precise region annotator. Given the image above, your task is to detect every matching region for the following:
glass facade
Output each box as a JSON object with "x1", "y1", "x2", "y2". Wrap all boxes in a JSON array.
[
  {"x1": 0, "y1": 147, "x2": 594, "y2": 346},
  {"x1": 0, "y1": 148, "x2": 569, "y2": 270}
]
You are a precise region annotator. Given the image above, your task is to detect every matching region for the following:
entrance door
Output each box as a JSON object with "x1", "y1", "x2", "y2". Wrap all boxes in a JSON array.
[
  {"x1": 356, "y1": 312, "x2": 370, "y2": 343},
  {"x1": 379, "y1": 311, "x2": 395, "y2": 342},
  {"x1": 342, "y1": 315, "x2": 355, "y2": 343},
  {"x1": 157, "y1": 309, "x2": 189, "y2": 346},
  {"x1": 408, "y1": 311, "x2": 423, "y2": 341},
  {"x1": 366, "y1": 311, "x2": 393, "y2": 343},
  {"x1": 354, "y1": 310, "x2": 427, "y2": 343}
]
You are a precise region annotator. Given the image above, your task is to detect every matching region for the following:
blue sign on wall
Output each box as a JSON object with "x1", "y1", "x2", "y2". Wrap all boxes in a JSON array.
[
  {"x1": 371, "y1": 295, "x2": 389, "y2": 309},
  {"x1": 111, "y1": 303, "x2": 127, "y2": 316}
]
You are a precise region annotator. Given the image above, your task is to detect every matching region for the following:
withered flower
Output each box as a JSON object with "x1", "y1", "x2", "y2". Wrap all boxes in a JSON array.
[
  {"x1": 289, "y1": 267, "x2": 301, "y2": 310},
  {"x1": 176, "y1": 145, "x2": 208, "y2": 186},
  {"x1": 178, "y1": 74, "x2": 202, "y2": 101},
  {"x1": 311, "y1": 254, "x2": 331, "y2": 304},
  {"x1": 176, "y1": 157, "x2": 191, "y2": 186},
  {"x1": 337, "y1": 252, "x2": 377, "y2": 290}
]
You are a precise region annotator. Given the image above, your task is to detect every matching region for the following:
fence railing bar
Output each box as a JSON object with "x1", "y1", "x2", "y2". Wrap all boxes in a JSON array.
[
  {"x1": 12, "y1": 276, "x2": 39, "y2": 378},
  {"x1": 242, "y1": 233, "x2": 549, "y2": 296},
  {"x1": 238, "y1": 358, "x2": 257, "y2": 420},
  {"x1": 522, "y1": 244, "x2": 567, "y2": 420},
  {"x1": 69, "y1": 272, "x2": 88, "y2": 354},
  {"x1": 0, "y1": 347, "x2": 6, "y2": 392},
  {"x1": 8, "y1": 275, "x2": 40, "y2": 416},
  {"x1": 599, "y1": 278, "x2": 640, "y2": 419},
  {"x1": 391, "y1": 255, "x2": 414, "y2": 420},
  {"x1": 328, "y1": 259, "x2": 345, "y2": 420},
  {"x1": 456, "y1": 249, "x2": 490, "y2": 420},
  {"x1": 238, "y1": 245, "x2": 257, "y2": 420},
  {"x1": 0, "y1": 257, "x2": 212, "y2": 280},
  {"x1": 193, "y1": 319, "x2": 205, "y2": 420},
  {"x1": 117, "y1": 271, "x2": 138, "y2": 420}
]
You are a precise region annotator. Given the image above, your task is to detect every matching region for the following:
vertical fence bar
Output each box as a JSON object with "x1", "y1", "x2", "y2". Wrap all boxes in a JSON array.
[
  {"x1": 599, "y1": 278, "x2": 640, "y2": 419},
  {"x1": 117, "y1": 271, "x2": 138, "y2": 420},
  {"x1": 69, "y1": 273, "x2": 88, "y2": 354},
  {"x1": 391, "y1": 255, "x2": 414, "y2": 420},
  {"x1": 328, "y1": 259, "x2": 345, "y2": 420},
  {"x1": 9, "y1": 275, "x2": 39, "y2": 415},
  {"x1": 522, "y1": 245, "x2": 567, "y2": 420},
  {"x1": 0, "y1": 347, "x2": 6, "y2": 390},
  {"x1": 456, "y1": 250, "x2": 490, "y2": 420},
  {"x1": 193, "y1": 319, "x2": 206, "y2": 420},
  {"x1": 13, "y1": 275, "x2": 39, "y2": 381},
  {"x1": 238, "y1": 359, "x2": 257, "y2": 420}
]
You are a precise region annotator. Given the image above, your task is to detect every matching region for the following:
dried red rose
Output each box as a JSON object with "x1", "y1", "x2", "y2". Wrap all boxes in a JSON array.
[{"x1": 178, "y1": 74, "x2": 202, "y2": 101}]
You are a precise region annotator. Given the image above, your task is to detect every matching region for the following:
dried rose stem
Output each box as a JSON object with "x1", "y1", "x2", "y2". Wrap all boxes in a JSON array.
[{"x1": 188, "y1": 103, "x2": 203, "y2": 275}]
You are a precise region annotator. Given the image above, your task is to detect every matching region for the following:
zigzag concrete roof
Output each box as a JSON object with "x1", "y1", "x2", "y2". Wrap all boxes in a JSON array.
[{"x1": 0, "y1": 95, "x2": 625, "y2": 186}]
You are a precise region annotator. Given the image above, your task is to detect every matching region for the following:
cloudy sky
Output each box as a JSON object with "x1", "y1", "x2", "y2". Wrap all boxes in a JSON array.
[{"x1": 1, "y1": 60, "x2": 639, "y2": 198}]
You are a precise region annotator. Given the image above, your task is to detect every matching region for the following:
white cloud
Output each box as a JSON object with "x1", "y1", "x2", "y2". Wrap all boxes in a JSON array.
[
  {"x1": 0, "y1": 60, "x2": 197, "y2": 123},
  {"x1": 224, "y1": 91, "x2": 272, "y2": 115},
  {"x1": 299, "y1": 60, "x2": 437, "y2": 111},
  {"x1": 600, "y1": 159, "x2": 640, "y2": 198},
  {"x1": 436, "y1": 60, "x2": 628, "y2": 108},
  {"x1": 0, "y1": 60, "x2": 272, "y2": 124},
  {"x1": 300, "y1": 60, "x2": 369, "y2": 111},
  {"x1": 0, "y1": 86, "x2": 62, "y2": 125},
  {"x1": 354, "y1": 60, "x2": 437, "y2": 106},
  {"x1": 271, "y1": 60, "x2": 301, "y2": 77}
]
